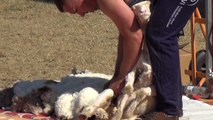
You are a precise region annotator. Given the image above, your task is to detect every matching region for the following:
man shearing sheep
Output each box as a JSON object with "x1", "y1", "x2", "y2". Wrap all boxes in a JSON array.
[{"x1": 53, "y1": 0, "x2": 202, "y2": 119}]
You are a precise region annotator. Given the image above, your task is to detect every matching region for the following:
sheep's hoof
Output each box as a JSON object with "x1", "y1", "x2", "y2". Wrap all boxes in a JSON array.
[
  {"x1": 58, "y1": 116, "x2": 70, "y2": 120},
  {"x1": 112, "y1": 107, "x2": 118, "y2": 114},
  {"x1": 136, "y1": 87, "x2": 152, "y2": 96},
  {"x1": 111, "y1": 109, "x2": 123, "y2": 120},
  {"x1": 94, "y1": 108, "x2": 109, "y2": 120},
  {"x1": 123, "y1": 86, "x2": 134, "y2": 94},
  {"x1": 80, "y1": 107, "x2": 94, "y2": 118},
  {"x1": 78, "y1": 115, "x2": 87, "y2": 120}
]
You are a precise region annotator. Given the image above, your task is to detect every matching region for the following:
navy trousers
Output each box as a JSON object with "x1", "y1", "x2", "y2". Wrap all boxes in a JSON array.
[{"x1": 146, "y1": 0, "x2": 203, "y2": 116}]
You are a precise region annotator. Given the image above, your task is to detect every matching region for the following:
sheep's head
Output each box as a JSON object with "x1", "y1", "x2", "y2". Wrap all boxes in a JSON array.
[
  {"x1": 12, "y1": 86, "x2": 54, "y2": 115},
  {"x1": 25, "y1": 86, "x2": 54, "y2": 115},
  {"x1": 12, "y1": 94, "x2": 43, "y2": 115},
  {"x1": 22, "y1": 97, "x2": 44, "y2": 115},
  {"x1": 132, "y1": 1, "x2": 151, "y2": 28}
]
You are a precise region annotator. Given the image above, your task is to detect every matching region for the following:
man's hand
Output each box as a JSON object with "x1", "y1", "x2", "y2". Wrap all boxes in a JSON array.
[{"x1": 107, "y1": 78, "x2": 125, "y2": 96}]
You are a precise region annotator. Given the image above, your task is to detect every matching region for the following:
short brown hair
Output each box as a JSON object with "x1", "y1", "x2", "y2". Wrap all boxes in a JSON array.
[{"x1": 54, "y1": 0, "x2": 64, "y2": 12}]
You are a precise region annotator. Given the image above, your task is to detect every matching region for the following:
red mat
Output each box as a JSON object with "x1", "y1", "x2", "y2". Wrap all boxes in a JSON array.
[{"x1": 0, "y1": 109, "x2": 55, "y2": 120}]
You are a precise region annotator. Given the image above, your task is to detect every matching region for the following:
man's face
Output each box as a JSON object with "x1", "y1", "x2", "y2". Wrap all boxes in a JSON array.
[{"x1": 62, "y1": 0, "x2": 98, "y2": 16}]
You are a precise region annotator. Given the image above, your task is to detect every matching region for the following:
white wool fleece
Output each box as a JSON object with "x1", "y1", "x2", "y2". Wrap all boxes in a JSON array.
[
  {"x1": 55, "y1": 87, "x2": 99, "y2": 119},
  {"x1": 55, "y1": 93, "x2": 74, "y2": 119}
]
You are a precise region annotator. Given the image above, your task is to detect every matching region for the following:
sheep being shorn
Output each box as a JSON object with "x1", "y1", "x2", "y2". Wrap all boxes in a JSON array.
[{"x1": 10, "y1": 72, "x2": 111, "y2": 117}]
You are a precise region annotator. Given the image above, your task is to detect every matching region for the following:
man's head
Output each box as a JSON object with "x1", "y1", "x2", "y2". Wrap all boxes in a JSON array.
[{"x1": 54, "y1": 0, "x2": 98, "y2": 16}]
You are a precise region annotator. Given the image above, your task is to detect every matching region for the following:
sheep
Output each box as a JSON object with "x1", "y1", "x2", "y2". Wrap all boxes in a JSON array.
[
  {"x1": 10, "y1": 71, "x2": 111, "y2": 115},
  {"x1": 9, "y1": 66, "x2": 155, "y2": 120},
  {"x1": 9, "y1": 71, "x2": 112, "y2": 119}
]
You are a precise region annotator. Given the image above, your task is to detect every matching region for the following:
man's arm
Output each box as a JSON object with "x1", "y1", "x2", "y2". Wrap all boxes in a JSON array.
[
  {"x1": 112, "y1": 34, "x2": 123, "y2": 79},
  {"x1": 98, "y1": 0, "x2": 143, "y2": 95}
]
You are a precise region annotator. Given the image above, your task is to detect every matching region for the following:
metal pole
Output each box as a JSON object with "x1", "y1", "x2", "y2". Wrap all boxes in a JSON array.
[{"x1": 205, "y1": 0, "x2": 213, "y2": 80}]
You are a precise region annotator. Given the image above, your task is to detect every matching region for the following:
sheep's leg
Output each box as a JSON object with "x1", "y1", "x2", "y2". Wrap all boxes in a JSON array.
[
  {"x1": 111, "y1": 94, "x2": 129, "y2": 120},
  {"x1": 123, "y1": 100, "x2": 138, "y2": 118},
  {"x1": 135, "y1": 85, "x2": 156, "y2": 97},
  {"x1": 126, "y1": 116, "x2": 140, "y2": 120},
  {"x1": 123, "y1": 71, "x2": 135, "y2": 94},
  {"x1": 94, "y1": 108, "x2": 109, "y2": 120},
  {"x1": 79, "y1": 89, "x2": 114, "y2": 119}
]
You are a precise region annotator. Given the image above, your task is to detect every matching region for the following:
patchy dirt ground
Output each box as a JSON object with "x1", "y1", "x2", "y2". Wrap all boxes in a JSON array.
[{"x1": 0, "y1": 0, "x2": 205, "y2": 88}]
